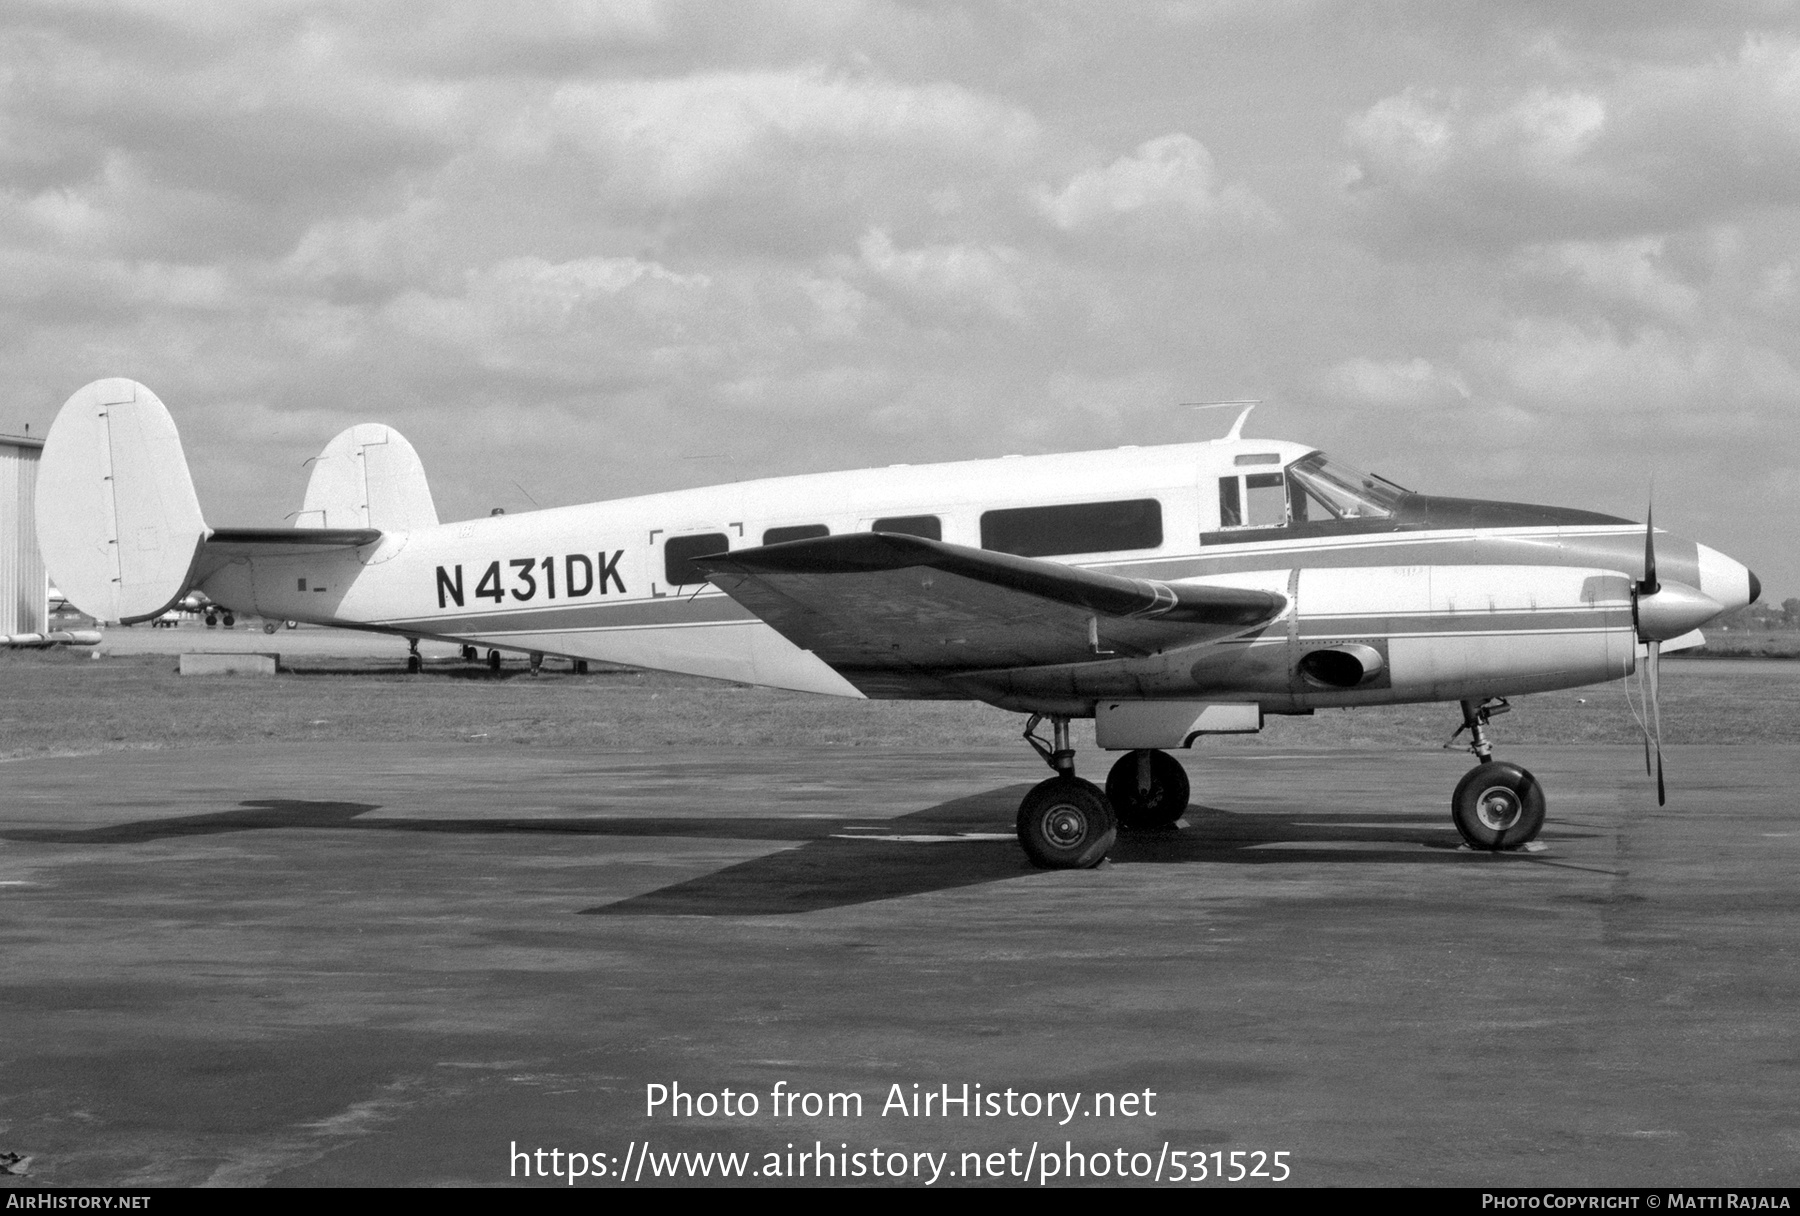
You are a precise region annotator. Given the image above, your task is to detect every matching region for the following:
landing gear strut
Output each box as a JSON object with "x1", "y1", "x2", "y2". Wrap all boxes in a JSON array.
[
  {"x1": 1448, "y1": 698, "x2": 1545, "y2": 851},
  {"x1": 1016, "y1": 714, "x2": 1116, "y2": 870},
  {"x1": 406, "y1": 637, "x2": 422, "y2": 673},
  {"x1": 1105, "y1": 749, "x2": 1190, "y2": 830}
]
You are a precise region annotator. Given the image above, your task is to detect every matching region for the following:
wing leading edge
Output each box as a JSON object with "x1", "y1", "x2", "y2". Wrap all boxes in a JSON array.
[{"x1": 694, "y1": 533, "x2": 1285, "y2": 698}]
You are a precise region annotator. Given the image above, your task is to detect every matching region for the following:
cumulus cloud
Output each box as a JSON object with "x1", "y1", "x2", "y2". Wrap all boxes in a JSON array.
[
  {"x1": 1464, "y1": 319, "x2": 1800, "y2": 414},
  {"x1": 1036, "y1": 133, "x2": 1276, "y2": 235},
  {"x1": 1345, "y1": 36, "x2": 1800, "y2": 246},
  {"x1": 853, "y1": 229, "x2": 1028, "y2": 323},
  {"x1": 384, "y1": 254, "x2": 715, "y2": 379},
  {"x1": 0, "y1": 13, "x2": 461, "y2": 260},
  {"x1": 1313, "y1": 356, "x2": 1471, "y2": 409},
  {"x1": 513, "y1": 67, "x2": 1041, "y2": 206},
  {"x1": 1511, "y1": 237, "x2": 1701, "y2": 319}
]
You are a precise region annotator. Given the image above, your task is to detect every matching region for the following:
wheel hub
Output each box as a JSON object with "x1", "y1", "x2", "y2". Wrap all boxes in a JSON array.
[
  {"x1": 1475, "y1": 786, "x2": 1523, "y2": 831},
  {"x1": 1042, "y1": 804, "x2": 1090, "y2": 848}
]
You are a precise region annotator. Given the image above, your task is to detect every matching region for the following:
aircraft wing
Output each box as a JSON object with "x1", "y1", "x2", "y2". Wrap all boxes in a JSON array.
[{"x1": 694, "y1": 533, "x2": 1285, "y2": 690}]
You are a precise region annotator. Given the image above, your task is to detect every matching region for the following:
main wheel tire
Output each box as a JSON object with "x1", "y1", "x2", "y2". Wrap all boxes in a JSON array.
[
  {"x1": 1017, "y1": 777, "x2": 1117, "y2": 870},
  {"x1": 487, "y1": 649, "x2": 502, "y2": 672},
  {"x1": 1451, "y1": 761, "x2": 1547, "y2": 851},
  {"x1": 406, "y1": 653, "x2": 422, "y2": 673},
  {"x1": 1105, "y1": 749, "x2": 1191, "y2": 830}
]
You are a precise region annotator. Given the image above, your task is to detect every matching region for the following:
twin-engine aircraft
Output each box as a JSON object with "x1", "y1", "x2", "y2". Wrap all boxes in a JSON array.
[{"x1": 37, "y1": 379, "x2": 1759, "y2": 869}]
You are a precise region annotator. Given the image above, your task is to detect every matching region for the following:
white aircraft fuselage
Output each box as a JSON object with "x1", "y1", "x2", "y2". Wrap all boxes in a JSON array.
[{"x1": 196, "y1": 435, "x2": 1752, "y2": 715}]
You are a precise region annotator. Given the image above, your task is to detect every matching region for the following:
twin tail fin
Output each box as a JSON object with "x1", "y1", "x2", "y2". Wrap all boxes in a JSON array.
[{"x1": 35, "y1": 379, "x2": 434, "y2": 624}]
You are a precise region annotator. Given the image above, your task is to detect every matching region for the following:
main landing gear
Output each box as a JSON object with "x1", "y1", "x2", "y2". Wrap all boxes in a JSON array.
[
  {"x1": 1105, "y1": 748, "x2": 1190, "y2": 831},
  {"x1": 406, "y1": 637, "x2": 422, "y2": 673},
  {"x1": 1018, "y1": 715, "x2": 1116, "y2": 870},
  {"x1": 1448, "y1": 698, "x2": 1545, "y2": 852},
  {"x1": 1016, "y1": 716, "x2": 1197, "y2": 868}
]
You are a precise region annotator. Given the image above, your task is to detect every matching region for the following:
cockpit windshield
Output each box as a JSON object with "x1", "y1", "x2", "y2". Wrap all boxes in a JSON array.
[{"x1": 1286, "y1": 452, "x2": 1407, "y2": 521}]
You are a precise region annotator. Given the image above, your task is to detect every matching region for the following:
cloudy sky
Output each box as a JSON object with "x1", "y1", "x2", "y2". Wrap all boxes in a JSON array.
[{"x1": 4, "y1": 1, "x2": 1796, "y2": 597}]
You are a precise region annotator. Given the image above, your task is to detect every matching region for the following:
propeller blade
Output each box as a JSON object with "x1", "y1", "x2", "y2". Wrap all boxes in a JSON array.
[
  {"x1": 1640, "y1": 501, "x2": 1659, "y2": 597},
  {"x1": 1648, "y1": 638, "x2": 1665, "y2": 806}
]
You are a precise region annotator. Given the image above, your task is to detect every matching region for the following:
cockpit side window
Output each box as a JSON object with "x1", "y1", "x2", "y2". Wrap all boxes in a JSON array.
[
  {"x1": 1216, "y1": 473, "x2": 1288, "y2": 529},
  {"x1": 1244, "y1": 473, "x2": 1287, "y2": 526}
]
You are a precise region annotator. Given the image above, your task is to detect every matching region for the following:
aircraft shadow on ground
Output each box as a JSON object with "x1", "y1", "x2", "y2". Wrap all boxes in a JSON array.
[{"x1": 2, "y1": 784, "x2": 1591, "y2": 915}]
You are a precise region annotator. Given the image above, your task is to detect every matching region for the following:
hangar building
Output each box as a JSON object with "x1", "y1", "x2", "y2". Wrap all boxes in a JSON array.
[{"x1": 1, "y1": 431, "x2": 47, "y2": 637}]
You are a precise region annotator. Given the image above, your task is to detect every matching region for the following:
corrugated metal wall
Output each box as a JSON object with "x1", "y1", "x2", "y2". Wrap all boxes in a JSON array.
[{"x1": 1, "y1": 436, "x2": 47, "y2": 635}]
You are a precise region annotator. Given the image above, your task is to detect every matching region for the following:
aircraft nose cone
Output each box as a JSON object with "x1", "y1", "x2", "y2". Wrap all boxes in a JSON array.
[{"x1": 1695, "y1": 544, "x2": 1757, "y2": 613}]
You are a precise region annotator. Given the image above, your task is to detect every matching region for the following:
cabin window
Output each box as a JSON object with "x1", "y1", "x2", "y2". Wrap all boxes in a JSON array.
[
  {"x1": 980, "y1": 499, "x2": 1162, "y2": 558},
  {"x1": 664, "y1": 532, "x2": 729, "y2": 586},
  {"x1": 870, "y1": 515, "x2": 941, "y2": 540},
  {"x1": 1218, "y1": 478, "x2": 1242, "y2": 527},
  {"x1": 762, "y1": 524, "x2": 829, "y2": 546}
]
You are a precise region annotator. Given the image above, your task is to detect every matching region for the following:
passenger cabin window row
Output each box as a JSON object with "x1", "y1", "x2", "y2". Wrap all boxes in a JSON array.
[{"x1": 661, "y1": 497, "x2": 1166, "y2": 587}]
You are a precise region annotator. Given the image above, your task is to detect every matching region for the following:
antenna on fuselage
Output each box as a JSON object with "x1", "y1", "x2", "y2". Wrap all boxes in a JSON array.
[{"x1": 1183, "y1": 399, "x2": 1262, "y2": 442}]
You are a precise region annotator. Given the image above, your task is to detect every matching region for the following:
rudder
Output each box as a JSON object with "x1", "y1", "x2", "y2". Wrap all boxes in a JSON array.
[{"x1": 35, "y1": 379, "x2": 207, "y2": 624}]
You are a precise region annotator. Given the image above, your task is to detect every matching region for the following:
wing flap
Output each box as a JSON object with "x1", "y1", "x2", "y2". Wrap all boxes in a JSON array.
[{"x1": 694, "y1": 533, "x2": 1284, "y2": 682}]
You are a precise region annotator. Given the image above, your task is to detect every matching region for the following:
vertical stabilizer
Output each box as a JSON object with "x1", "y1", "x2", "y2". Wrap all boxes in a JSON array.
[
  {"x1": 295, "y1": 423, "x2": 438, "y2": 531},
  {"x1": 34, "y1": 379, "x2": 206, "y2": 624}
]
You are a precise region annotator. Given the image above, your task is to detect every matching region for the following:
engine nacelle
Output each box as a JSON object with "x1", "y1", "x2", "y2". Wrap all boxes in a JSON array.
[{"x1": 1293, "y1": 564, "x2": 1638, "y2": 703}]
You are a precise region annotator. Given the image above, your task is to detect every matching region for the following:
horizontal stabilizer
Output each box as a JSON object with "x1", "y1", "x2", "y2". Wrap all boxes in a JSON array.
[
  {"x1": 35, "y1": 379, "x2": 207, "y2": 624},
  {"x1": 695, "y1": 533, "x2": 1285, "y2": 679},
  {"x1": 205, "y1": 527, "x2": 382, "y2": 553}
]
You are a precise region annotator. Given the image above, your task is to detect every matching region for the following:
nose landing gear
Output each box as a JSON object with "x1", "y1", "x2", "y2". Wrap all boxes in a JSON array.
[
  {"x1": 1448, "y1": 698, "x2": 1545, "y2": 851},
  {"x1": 1017, "y1": 715, "x2": 1116, "y2": 870}
]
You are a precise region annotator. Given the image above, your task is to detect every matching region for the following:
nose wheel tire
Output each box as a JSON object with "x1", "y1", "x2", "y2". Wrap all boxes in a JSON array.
[
  {"x1": 1451, "y1": 761, "x2": 1546, "y2": 851},
  {"x1": 1105, "y1": 749, "x2": 1191, "y2": 830},
  {"x1": 1017, "y1": 777, "x2": 1117, "y2": 870}
]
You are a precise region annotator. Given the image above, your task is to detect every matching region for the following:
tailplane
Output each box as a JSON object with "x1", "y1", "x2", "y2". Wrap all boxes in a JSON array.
[
  {"x1": 295, "y1": 423, "x2": 438, "y2": 532},
  {"x1": 35, "y1": 379, "x2": 206, "y2": 624}
]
